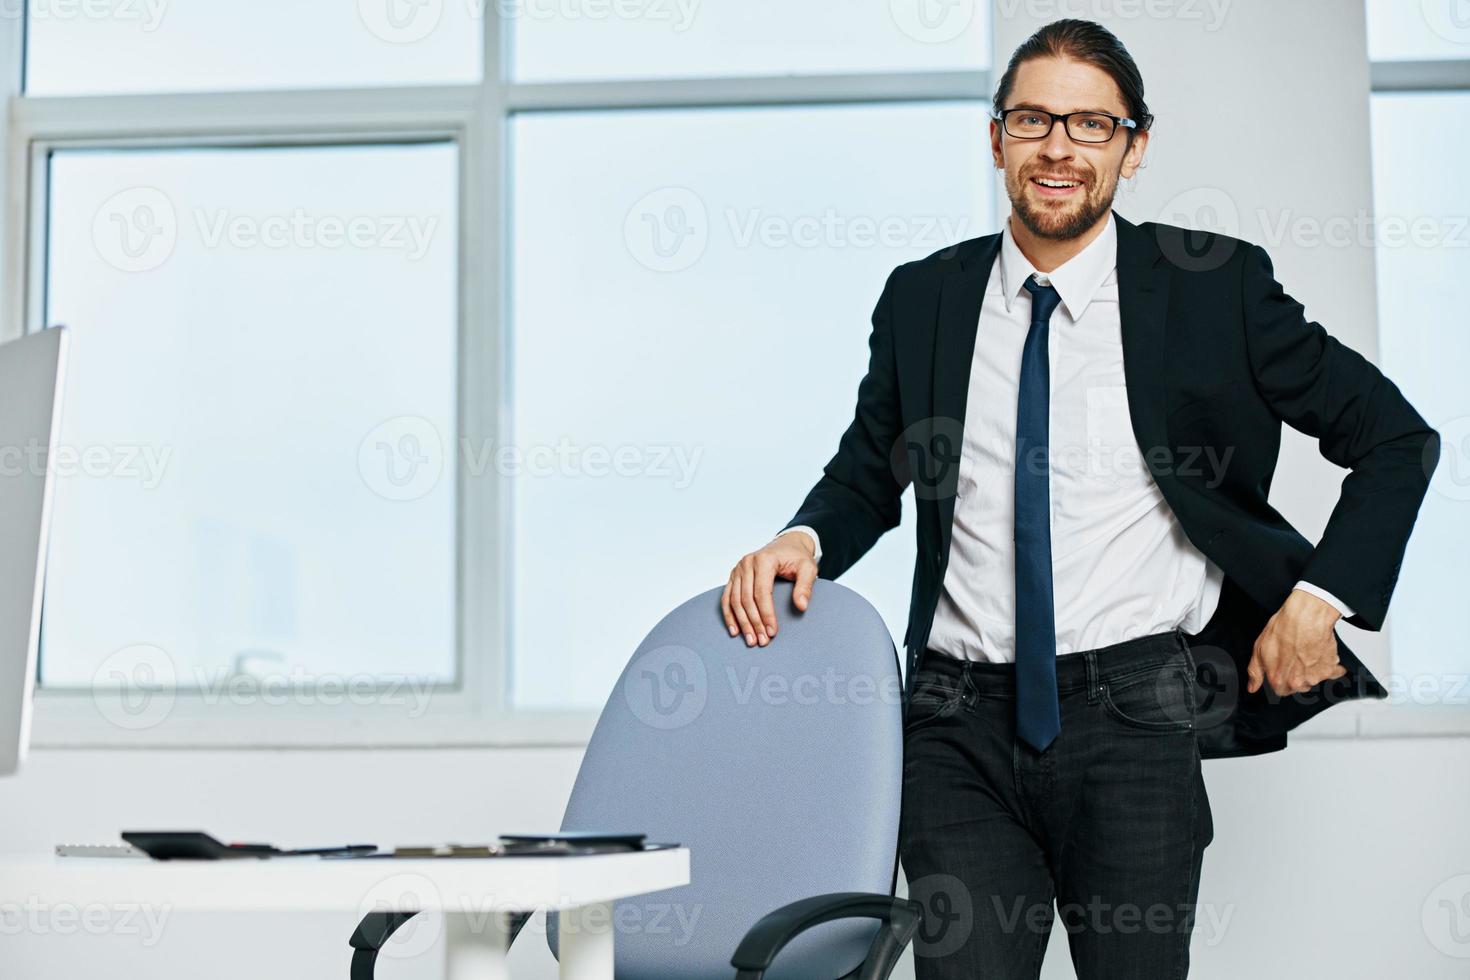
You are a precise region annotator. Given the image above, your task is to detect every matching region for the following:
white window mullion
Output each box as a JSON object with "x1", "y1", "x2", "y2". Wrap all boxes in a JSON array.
[
  {"x1": 1, "y1": 8, "x2": 28, "y2": 344},
  {"x1": 460, "y1": 0, "x2": 511, "y2": 722},
  {"x1": 503, "y1": 69, "x2": 990, "y2": 112},
  {"x1": 11, "y1": 86, "x2": 480, "y2": 144}
]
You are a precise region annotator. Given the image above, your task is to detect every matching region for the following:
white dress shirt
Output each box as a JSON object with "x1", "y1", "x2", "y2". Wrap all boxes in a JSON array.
[{"x1": 780, "y1": 212, "x2": 1352, "y2": 661}]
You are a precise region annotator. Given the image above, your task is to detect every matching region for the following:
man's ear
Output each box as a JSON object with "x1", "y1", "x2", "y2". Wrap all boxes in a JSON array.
[
  {"x1": 990, "y1": 119, "x2": 1005, "y2": 170},
  {"x1": 1120, "y1": 130, "x2": 1150, "y2": 179}
]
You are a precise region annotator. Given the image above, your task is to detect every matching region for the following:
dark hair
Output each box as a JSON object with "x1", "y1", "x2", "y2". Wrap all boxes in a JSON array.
[{"x1": 992, "y1": 19, "x2": 1154, "y2": 137}]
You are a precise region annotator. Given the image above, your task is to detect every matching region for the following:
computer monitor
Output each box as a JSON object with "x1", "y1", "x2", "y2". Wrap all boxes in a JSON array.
[{"x1": 0, "y1": 326, "x2": 68, "y2": 776}]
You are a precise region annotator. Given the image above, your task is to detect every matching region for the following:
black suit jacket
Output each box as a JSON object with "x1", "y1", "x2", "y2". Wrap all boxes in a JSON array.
[{"x1": 783, "y1": 209, "x2": 1440, "y2": 759}]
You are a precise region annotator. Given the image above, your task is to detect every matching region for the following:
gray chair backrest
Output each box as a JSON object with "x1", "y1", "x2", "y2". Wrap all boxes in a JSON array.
[{"x1": 547, "y1": 579, "x2": 904, "y2": 980}]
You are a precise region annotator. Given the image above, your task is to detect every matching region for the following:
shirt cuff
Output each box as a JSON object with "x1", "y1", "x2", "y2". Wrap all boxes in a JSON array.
[
  {"x1": 1292, "y1": 580, "x2": 1355, "y2": 619},
  {"x1": 776, "y1": 526, "x2": 822, "y2": 563}
]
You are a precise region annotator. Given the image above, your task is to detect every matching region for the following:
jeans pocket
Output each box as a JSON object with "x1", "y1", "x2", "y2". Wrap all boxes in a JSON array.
[
  {"x1": 1100, "y1": 662, "x2": 1195, "y2": 733},
  {"x1": 903, "y1": 675, "x2": 964, "y2": 736}
]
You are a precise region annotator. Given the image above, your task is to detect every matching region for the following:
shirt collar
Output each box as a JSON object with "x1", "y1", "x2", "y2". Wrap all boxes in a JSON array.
[{"x1": 999, "y1": 210, "x2": 1118, "y2": 322}]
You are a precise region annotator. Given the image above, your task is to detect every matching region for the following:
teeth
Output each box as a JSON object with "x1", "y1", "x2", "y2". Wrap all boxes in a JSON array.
[{"x1": 1035, "y1": 178, "x2": 1079, "y2": 188}]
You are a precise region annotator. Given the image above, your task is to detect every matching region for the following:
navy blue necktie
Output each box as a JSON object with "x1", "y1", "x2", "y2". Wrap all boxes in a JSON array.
[{"x1": 1015, "y1": 275, "x2": 1062, "y2": 752}]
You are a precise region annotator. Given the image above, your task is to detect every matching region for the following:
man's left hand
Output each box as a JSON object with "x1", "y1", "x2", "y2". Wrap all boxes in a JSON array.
[{"x1": 1246, "y1": 589, "x2": 1349, "y2": 696}]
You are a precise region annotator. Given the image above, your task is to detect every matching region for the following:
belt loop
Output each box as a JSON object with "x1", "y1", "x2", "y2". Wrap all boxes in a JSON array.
[
  {"x1": 1084, "y1": 650, "x2": 1100, "y2": 704},
  {"x1": 960, "y1": 659, "x2": 974, "y2": 702},
  {"x1": 1175, "y1": 626, "x2": 1198, "y2": 684}
]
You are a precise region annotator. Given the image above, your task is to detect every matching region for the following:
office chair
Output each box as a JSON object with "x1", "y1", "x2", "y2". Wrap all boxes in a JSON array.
[{"x1": 349, "y1": 578, "x2": 920, "y2": 979}]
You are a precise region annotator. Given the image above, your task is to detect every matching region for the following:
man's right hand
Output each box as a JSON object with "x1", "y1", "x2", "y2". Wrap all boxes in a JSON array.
[{"x1": 721, "y1": 531, "x2": 818, "y2": 647}]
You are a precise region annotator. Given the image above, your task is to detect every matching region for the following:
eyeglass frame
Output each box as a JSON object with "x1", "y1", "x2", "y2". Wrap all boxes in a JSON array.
[{"x1": 989, "y1": 106, "x2": 1143, "y2": 144}]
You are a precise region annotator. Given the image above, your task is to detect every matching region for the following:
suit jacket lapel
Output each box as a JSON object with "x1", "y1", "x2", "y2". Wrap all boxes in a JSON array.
[
  {"x1": 931, "y1": 233, "x2": 1001, "y2": 561},
  {"x1": 1113, "y1": 211, "x2": 1173, "y2": 497}
]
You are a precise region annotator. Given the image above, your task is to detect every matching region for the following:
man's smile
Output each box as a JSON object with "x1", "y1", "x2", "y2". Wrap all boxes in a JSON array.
[{"x1": 1030, "y1": 175, "x2": 1085, "y2": 197}]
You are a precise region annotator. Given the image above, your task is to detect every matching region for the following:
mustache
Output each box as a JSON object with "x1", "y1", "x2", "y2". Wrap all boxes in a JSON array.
[{"x1": 1022, "y1": 169, "x2": 1091, "y2": 184}]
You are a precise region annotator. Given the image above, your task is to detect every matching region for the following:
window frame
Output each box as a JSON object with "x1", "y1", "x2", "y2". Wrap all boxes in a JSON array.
[
  {"x1": 1353, "y1": 55, "x2": 1470, "y2": 740},
  {"x1": 0, "y1": 8, "x2": 991, "y2": 748}
]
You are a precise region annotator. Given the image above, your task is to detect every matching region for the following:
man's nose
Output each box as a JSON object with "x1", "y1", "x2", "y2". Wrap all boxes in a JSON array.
[{"x1": 1038, "y1": 121, "x2": 1074, "y2": 161}]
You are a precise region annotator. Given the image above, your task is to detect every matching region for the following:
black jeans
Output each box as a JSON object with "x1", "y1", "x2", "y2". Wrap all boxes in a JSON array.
[{"x1": 899, "y1": 627, "x2": 1214, "y2": 980}]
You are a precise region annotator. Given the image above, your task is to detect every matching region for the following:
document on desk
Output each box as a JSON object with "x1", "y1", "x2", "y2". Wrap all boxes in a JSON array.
[{"x1": 55, "y1": 844, "x2": 146, "y2": 859}]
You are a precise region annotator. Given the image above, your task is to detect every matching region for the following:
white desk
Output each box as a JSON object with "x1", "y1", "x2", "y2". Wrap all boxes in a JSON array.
[{"x1": 0, "y1": 848, "x2": 690, "y2": 980}]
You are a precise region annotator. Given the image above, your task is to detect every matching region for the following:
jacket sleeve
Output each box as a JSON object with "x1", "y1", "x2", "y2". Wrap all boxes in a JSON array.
[
  {"x1": 1239, "y1": 242, "x2": 1440, "y2": 630},
  {"x1": 781, "y1": 265, "x2": 911, "y2": 580}
]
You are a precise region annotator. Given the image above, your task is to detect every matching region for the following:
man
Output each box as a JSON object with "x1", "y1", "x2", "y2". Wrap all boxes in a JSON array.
[{"x1": 719, "y1": 17, "x2": 1440, "y2": 979}]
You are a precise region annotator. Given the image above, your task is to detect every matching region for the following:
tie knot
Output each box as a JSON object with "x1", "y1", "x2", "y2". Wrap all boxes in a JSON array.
[{"x1": 1022, "y1": 275, "x2": 1062, "y2": 324}]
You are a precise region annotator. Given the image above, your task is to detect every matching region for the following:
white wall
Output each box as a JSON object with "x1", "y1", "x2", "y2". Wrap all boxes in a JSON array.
[{"x1": 3, "y1": 2, "x2": 1466, "y2": 979}]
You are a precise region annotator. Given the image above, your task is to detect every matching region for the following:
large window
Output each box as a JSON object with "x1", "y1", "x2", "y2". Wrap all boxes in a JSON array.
[
  {"x1": 39, "y1": 144, "x2": 459, "y2": 689},
  {"x1": 510, "y1": 102, "x2": 993, "y2": 710},
  {"x1": 1364, "y1": 2, "x2": 1469, "y2": 734},
  {"x1": 5, "y1": 4, "x2": 995, "y2": 744}
]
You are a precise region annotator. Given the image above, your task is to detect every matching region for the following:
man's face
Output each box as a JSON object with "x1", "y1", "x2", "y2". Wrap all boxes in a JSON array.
[{"x1": 991, "y1": 56, "x2": 1149, "y2": 241}]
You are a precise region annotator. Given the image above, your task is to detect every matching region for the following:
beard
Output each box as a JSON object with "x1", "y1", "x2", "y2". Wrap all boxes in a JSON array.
[{"x1": 1005, "y1": 166, "x2": 1117, "y2": 241}]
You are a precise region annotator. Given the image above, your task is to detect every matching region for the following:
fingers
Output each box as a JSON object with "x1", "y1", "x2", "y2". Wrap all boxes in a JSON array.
[
  {"x1": 1291, "y1": 661, "x2": 1347, "y2": 693},
  {"x1": 1262, "y1": 655, "x2": 1346, "y2": 696},
  {"x1": 1277, "y1": 655, "x2": 1304, "y2": 695},
  {"x1": 720, "y1": 581, "x2": 738, "y2": 637},
  {"x1": 738, "y1": 557, "x2": 769, "y2": 648},
  {"x1": 1253, "y1": 651, "x2": 1303, "y2": 696},
  {"x1": 1250, "y1": 630, "x2": 1322, "y2": 696},
  {"x1": 793, "y1": 560, "x2": 817, "y2": 611},
  {"x1": 1263, "y1": 657, "x2": 1305, "y2": 697},
  {"x1": 1281, "y1": 632, "x2": 1348, "y2": 693},
  {"x1": 754, "y1": 569, "x2": 778, "y2": 640},
  {"x1": 726, "y1": 561, "x2": 758, "y2": 646},
  {"x1": 725, "y1": 544, "x2": 816, "y2": 647}
]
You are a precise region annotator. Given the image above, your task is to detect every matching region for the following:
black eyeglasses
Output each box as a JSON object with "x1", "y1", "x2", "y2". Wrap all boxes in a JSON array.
[{"x1": 991, "y1": 107, "x2": 1141, "y2": 144}]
